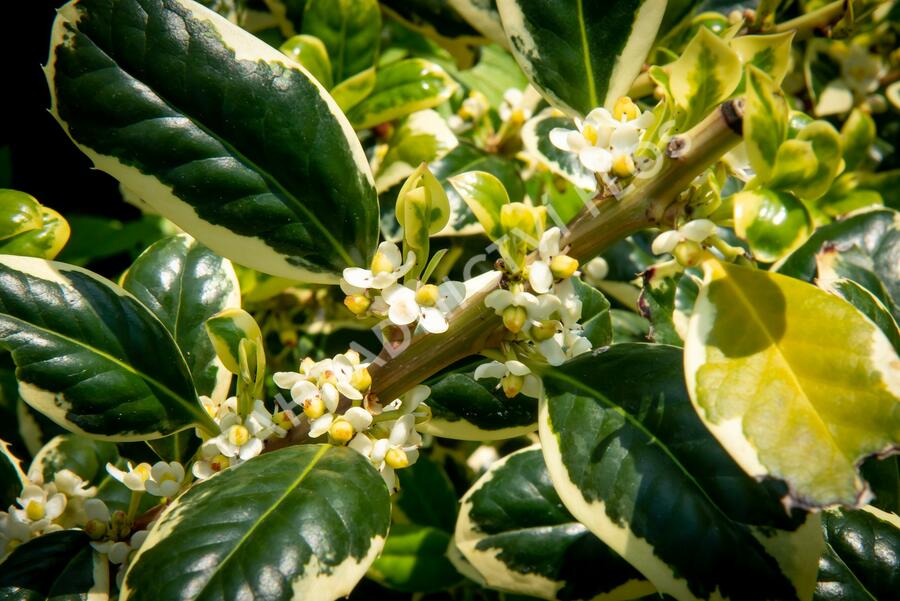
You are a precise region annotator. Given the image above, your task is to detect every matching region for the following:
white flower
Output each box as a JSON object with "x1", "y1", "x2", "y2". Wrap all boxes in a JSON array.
[
  {"x1": 84, "y1": 498, "x2": 110, "y2": 523},
  {"x1": 106, "y1": 462, "x2": 152, "y2": 492},
  {"x1": 349, "y1": 414, "x2": 421, "y2": 492},
  {"x1": 474, "y1": 360, "x2": 543, "y2": 399},
  {"x1": 52, "y1": 469, "x2": 95, "y2": 499},
  {"x1": 13, "y1": 483, "x2": 67, "y2": 525},
  {"x1": 0, "y1": 511, "x2": 33, "y2": 559},
  {"x1": 309, "y1": 406, "x2": 373, "y2": 440},
  {"x1": 841, "y1": 45, "x2": 884, "y2": 95},
  {"x1": 211, "y1": 413, "x2": 265, "y2": 461},
  {"x1": 499, "y1": 88, "x2": 534, "y2": 122},
  {"x1": 245, "y1": 399, "x2": 288, "y2": 440},
  {"x1": 529, "y1": 228, "x2": 562, "y2": 293},
  {"x1": 93, "y1": 540, "x2": 131, "y2": 565},
  {"x1": 549, "y1": 104, "x2": 654, "y2": 175},
  {"x1": 537, "y1": 327, "x2": 592, "y2": 366},
  {"x1": 145, "y1": 461, "x2": 185, "y2": 498},
  {"x1": 651, "y1": 219, "x2": 717, "y2": 255},
  {"x1": 381, "y1": 281, "x2": 466, "y2": 333},
  {"x1": 341, "y1": 242, "x2": 416, "y2": 292},
  {"x1": 191, "y1": 442, "x2": 231, "y2": 481}
]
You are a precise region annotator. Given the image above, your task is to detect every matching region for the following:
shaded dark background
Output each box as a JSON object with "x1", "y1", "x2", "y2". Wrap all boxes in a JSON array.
[{"x1": 3, "y1": 1, "x2": 132, "y2": 220}]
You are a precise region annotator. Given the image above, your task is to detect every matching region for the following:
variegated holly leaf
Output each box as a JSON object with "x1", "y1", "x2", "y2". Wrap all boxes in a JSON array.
[
  {"x1": 301, "y1": 0, "x2": 381, "y2": 84},
  {"x1": 815, "y1": 506, "x2": 900, "y2": 601},
  {"x1": 456, "y1": 445, "x2": 655, "y2": 600},
  {"x1": 0, "y1": 530, "x2": 108, "y2": 600},
  {"x1": 421, "y1": 368, "x2": 537, "y2": 440},
  {"x1": 122, "y1": 234, "x2": 240, "y2": 401},
  {"x1": 447, "y1": 171, "x2": 510, "y2": 242},
  {"x1": 733, "y1": 188, "x2": 813, "y2": 263},
  {"x1": 816, "y1": 269, "x2": 900, "y2": 353},
  {"x1": 685, "y1": 259, "x2": 900, "y2": 508},
  {"x1": 448, "y1": 0, "x2": 507, "y2": 47},
  {"x1": 47, "y1": 0, "x2": 378, "y2": 282},
  {"x1": 730, "y1": 31, "x2": 795, "y2": 88},
  {"x1": 497, "y1": 0, "x2": 667, "y2": 115},
  {"x1": 539, "y1": 343, "x2": 824, "y2": 601},
  {"x1": 637, "y1": 270, "x2": 700, "y2": 346},
  {"x1": 121, "y1": 445, "x2": 391, "y2": 601},
  {"x1": 368, "y1": 524, "x2": 463, "y2": 593},
  {"x1": 0, "y1": 255, "x2": 215, "y2": 440},
  {"x1": 0, "y1": 206, "x2": 70, "y2": 261},
  {"x1": 280, "y1": 34, "x2": 333, "y2": 89},
  {"x1": 374, "y1": 110, "x2": 458, "y2": 193},
  {"x1": 743, "y1": 66, "x2": 788, "y2": 183},
  {"x1": 0, "y1": 438, "x2": 26, "y2": 507}
]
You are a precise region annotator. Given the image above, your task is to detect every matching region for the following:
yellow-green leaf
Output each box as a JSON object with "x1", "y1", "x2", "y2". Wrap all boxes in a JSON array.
[
  {"x1": 734, "y1": 188, "x2": 812, "y2": 263},
  {"x1": 744, "y1": 65, "x2": 788, "y2": 182},
  {"x1": 280, "y1": 34, "x2": 333, "y2": 89},
  {"x1": 447, "y1": 171, "x2": 509, "y2": 242},
  {"x1": 685, "y1": 260, "x2": 900, "y2": 508},
  {"x1": 204, "y1": 308, "x2": 263, "y2": 376},
  {"x1": 0, "y1": 207, "x2": 70, "y2": 260},
  {"x1": 668, "y1": 27, "x2": 741, "y2": 129},
  {"x1": 0, "y1": 190, "x2": 43, "y2": 241},
  {"x1": 730, "y1": 31, "x2": 794, "y2": 87}
]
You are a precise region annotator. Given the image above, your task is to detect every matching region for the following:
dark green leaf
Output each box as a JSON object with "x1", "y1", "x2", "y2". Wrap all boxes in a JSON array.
[
  {"x1": 368, "y1": 524, "x2": 463, "y2": 593},
  {"x1": 0, "y1": 530, "x2": 104, "y2": 601}
]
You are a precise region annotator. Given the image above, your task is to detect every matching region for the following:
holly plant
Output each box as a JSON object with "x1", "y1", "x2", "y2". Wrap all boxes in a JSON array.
[{"x1": 1, "y1": 0, "x2": 899, "y2": 600}]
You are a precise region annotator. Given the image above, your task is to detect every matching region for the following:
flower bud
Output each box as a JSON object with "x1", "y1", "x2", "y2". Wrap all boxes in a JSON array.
[
  {"x1": 502, "y1": 305, "x2": 528, "y2": 333},
  {"x1": 613, "y1": 96, "x2": 640, "y2": 121},
  {"x1": 550, "y1": 255, "x2": 579, "y2": 280},
  {"x1": 385, "y1": 447, "x2": 410, "y2": 469},
  {"x1": 84, "y1": 519, "x2": 107, "y2": 540},
  {"x1": 414, "y1": 284, "x2": 440, "y2": 307},
  {"x1": 350, "y1": 368, "x2": 372, "y2": 392},
  {"x1": 273, "y1": 411, "x2": 294, "y2": 431},
  {"x1": 109, "y1": 510, "x2": 131, "y2": 540},
  {"x1": 344, "y1": 294, "x2": 371, "y2": 315},
  {"x1": 370, "y1": 251, "x2": 394, "y2": 275},
  {"x1": 611, "y1": 154, "x2": 636, "y2": 178},
  {"x1": 531, "y1": 320, "x2": 557, "y2": 342},
  {"x1": 501, "y1": 373, "x2": 525, "y2": 398},
  {"x1": 673, "y1": 240, "x2": 704, "y2": 267},
  {"x1": 303, "y1": 396, "x2": 326, "y2": 419},
  {"x1": 330, "y1": 419, "x2": 355, "y2": 444}
]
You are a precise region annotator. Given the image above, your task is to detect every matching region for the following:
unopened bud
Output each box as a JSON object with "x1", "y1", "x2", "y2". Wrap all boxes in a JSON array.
[
  {"x1": 344, "y1": 294, "x2": 371, "y2": 315},
  {"x1": 613, "y1": 96, "x2": 640, "y2": 121},
  {"x1": 303, "y1": 396, "x2": 326, "y2": 419},
  {"x1": 110, "y1": 510, "x2": 130, "y2": 540},
  {"x1": 330, "y1": 419, "x2": 355, "y2": 444},
  {"x1": 502, "y1": 305, "x2": 528, "y2": 333},
  {"x1": 350, "y1": 368, "x2": 372, "y2": 392},
  {"x1": 385, "y1": 447, "x2": 410, "y2": 469},
  {"x1": 370, "y1": 251, "x2": 394, "y2": 275},
  {"x1": 673, "y1": 240, "x2": 704, "y2": 267},
  {"x1": 501, "y1": 373, "x2": 525, "y2": 398},
  {"x1": 550, "y1": 255, "x2": 579, "y2": 280},
  {"x1": 415, "y1": 284, "x2": 440, "y2": 307},
  {"x1": 84, "y1": 519, "x2": 107, "y2": 540},
  {"x1": 531, "y1": 320, "x2": 557, "y2": 342},
  {"x1": 611, "y1": 154, "x2": 636, "y2": 178},
  {"x1": 274, "y1": 411, "x2": 294, "y2": 430}
]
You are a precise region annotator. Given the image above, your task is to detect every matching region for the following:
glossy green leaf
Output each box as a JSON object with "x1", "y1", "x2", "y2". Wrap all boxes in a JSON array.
[
  {"x1": 280, "y1": 34, "x2": 333, "y2": 89},
  {"x1": 497, "y1": 0, "x2": 667, "y2": 115},
  {"x1": 347, "y1": 59, "x2": 458, "y2": 129},
  {"x1": 733, "y1": 188, "x2": 813, "y2": 263},
  {"x1": 0, "y1": 438, "x2": 26, "y2": 507},
  {"x1": 638, "y1": 272, "x2": 689, "y2": 346},
  {"x1": 539, "y1": 343, "x2": 824, "y2": 601},
  {"x1": 448, "y1": 0, "x2": 507, "y2": 47},
  {"x1": 521, "y1": 114, "x2": 596, "y2": 191},
  {"x1": 769, "y1": 139, "x2": 819, "y2": 191},
  {"x1": 122, "y1": 234, "x2": 240, "y2": 401},
  {"x1": 685, "y1": 259, "x2": 900, "y2": 508},
  {"x1": 368, "y1": 524, "x2": 463, "y2": 593},
  {"x1": 785, "y1": 121, "x2": 843, "y2": 202},
  {"x1": 571, "y1": 277, "x2": 612, "y2": 347},
  {"x1": 374, "y1": 110, "x2": 458, "y2": 193},
  {"x1": 121, "y1": 445, "x2": 391, "y2": 601},
  {"x1": 395, "y1": 455, "x2": 458, "y2": 532},
  {"x1": 0, "y1": 530, "x2": 107, "y2": 600},
  {"x1": 330, "y1": 67, "x2": 377, "y2": 112},
  {"x1": 28, "y1": 433, "x2": 118, "y2": 486},
  {"x1": 442, "y1": 44, "x2": 528, "y2": 107},
  {"x1": 839, "y1": 109, "x2": 875, "y2": 173},
  {"x1": 447, "y1": 171, "x2": 509, "y2": 241},
  {"x1": 0, "y1": 207, "x2": 70, "y2": 260},
  {"x1": 814, "y1": 245, "x2": 898, "y2": 320},
  {"x1": 47, "y1": 0, "x2": 378, "y2": 282},
  {"x1": 815, "y1": 506, "x2": 900, "y2": 601},
  {"x1": 421, "y1": 369, "x2": 537, "y2": 440},
  {"x1": 743, "y1": 66, "x2": 788, "y2": 182},
  {"x1": 667, "y1": 27, "x2": 741, "y2": 129},
  {"x1": 380, "y1": 0, "x2": 487, "y2": 69},
  {"x1": 610, "y1": 308, "x2": 650, "y2": 342},
  {"x1": 396, "y1": 165, "x2": 452, "y2": 264},
  {"x1": 204, "y1": 308, "x2": 263, "y2": 376},
  {"x1": 456, "y1": 445, "x2": 655, "y2": 600},
  {"x1": 0, "y1": 255, "x2": 215, "y2": 440},
  {"x1": 0, "y1": 190, "x2": 42, "y2": 241},
  {"x1": 301, "y1": 0, "x2": 381, "y2": 84}
]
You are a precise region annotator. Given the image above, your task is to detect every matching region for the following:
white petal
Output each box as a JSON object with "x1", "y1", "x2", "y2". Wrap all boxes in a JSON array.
[
  {"x1": 192, "y1": 462, "x2": 214, "y2": 480},
  {"x1": 390, "y1": 415, "x2": 415, "y2": 446},
  {"x1": 372, "y1": 439, "x2": 391, "y2": 463},
  {"x1": 381, "y1": 466, "x2": 397, "y2": 493},
  {"x1": 538, "y1": 338, "x2": 567, "y2": 366},
  {"x1": 84, "y1": 498, "x2": 110, "y2": 522},
  {"x1": 539, "y1": 228, "x2": 561, "y2": 259},
  {"x1": 680, "y1": 219, "x2": 717, "y2": 242},
  {"x1": 485, "y1": 289, "x2": 513, "y2": 312},
  {"x1": 348, "y1": 433, "x2": 373, "y2": 456},
  {"x1": 377, "y1": 241, "x2": 402, "y2": 268},
  {"x1": 505, "y1": 360, "x2": 531, "y2": 376},
  {"x1": 419, "y1": 307, "x2": 448, "y2": 333},
  {"x1": 474, "y1": 361, "x2": 507, "y2": 380},
  {"x1": 584, "y1": 256, "x2": 609, "y2": 281},
  {"x1": 610, "y1": 124, "x2": 640, "y2": 153},
  {"x1": 273, "y1": 371, "x2": 304, "y2": 389},
  {"x1": 395, "y1": 252, "x2": 417, "y2": 278},
  {"x1": 371, "y1": 272, "x2": 400, "y2": 289},
  {"x1": 339, "y1": 279, "x2": 365, "y2": 295},
  {"x1": 579, "y1": 147, "x2": 612, "y2": 173},
  {"x1": 382, "y1": 283, "x2": 416, "y2": 304},
  {"x1": 290, "y1": 380, "x2": 319, "y2": 403},
  {"x1": 105, "y1": 464, "x2": 127, "y2": 486},
  {"x1": 337, "y1": 381, "x2": 363, "y2": 401},
  {"x1": 635, "y1": 110, "x2": 656, "y2": 129},
  {"x1": 321, "y1": 383, "x2": 340, "y2": 413},
  {"x1": 549, "y1": 127, "x2": 576, "y2": 151},
  {"x1": 651, "y1": 230, "x2": 682, "y2": 255},
  {"x1": 344, "y1": 407, "x2": 374, "y2": 431},
  {"x1": 585, "y1": 107, "x2": 614, "y2": 126},
  {"x1": 44, "y1": 494, "x2": 67, "y2": 520},
  {"x1": 437, "y1": 281, "x2": 466, "y2": 311},
  {"x1": 521, "y1": 375, "x2": 543, "y2": 399},
  {"x1": 529, "y1": 261, "x2": 554, "y2": 294},
  {"x1": 401, "y1": 385, "x2": 430, "y2": 413},
  {"x1": 568, "y1": 335, "x2": 592, "y2": 357},
  {"x1": 530, "y1": 294, "x2": 562, "y2": 320},
  {"x1": 388, "y1": 297, "x2": 419, "y2": 327},
  {"x1": 342, "y1": 268, "x2": 374, "y2": 289},
  {"x1": 239, "y1": 438, "x2": 264, "y2": 461},
  {"x1": 308, "y1": 414, "x2": 334, "y2": 438}
]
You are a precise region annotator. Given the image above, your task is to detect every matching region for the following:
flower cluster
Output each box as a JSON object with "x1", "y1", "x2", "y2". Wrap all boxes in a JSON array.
[
  {"x1": 478, "y1": 226, "x2": 591, "y2": 398},
  {"x1": 447, "y1": 91, "x2": 489, "y2": 133},
  {"x1": 274, "y1": 354, "x2": 429, "y2": 492},
  {"x1": 0, "y1": 468, "x2": 95, "y2": 560},
  {"x1": 192, "y1": 395, "x2": 288, "y2": 480},
  {"x1": 107, "y1": 461, "x2": 186, "y2": 498},
  {"x1": 651, "y1": 218, "x2": 717, "y2": 263},
  {"x1": 341, "y1": 241, "x2": 466, "y2": 334},
  {"x1": 550, "y1": 96, "x2": 655, "y2": 182}
]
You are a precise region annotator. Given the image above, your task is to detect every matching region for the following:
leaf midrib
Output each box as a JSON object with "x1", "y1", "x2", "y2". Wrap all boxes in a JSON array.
[
  {"x1": 196, "y1": 445, "x2": 331, "y2": 595},
  {"x1": 63, "y1": 17, "x2": 357, "y2": 268},
  {"x1": 575, "y1": 0, "x2": 598, "y2": 109}
]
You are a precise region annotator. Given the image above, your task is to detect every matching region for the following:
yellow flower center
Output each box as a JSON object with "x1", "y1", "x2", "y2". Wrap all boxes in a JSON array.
[
  {"x1": 501, "y1": 373, "x2": 525, "y2": 398},
  {"x1": 344, "y1": 294, "x2": 371, "y2": 315},
  {"x1": 550, "y1": 255, "x2": 579, "y2": 280},
  {"x1": 531, "y1": 320, "x2": 558, "y2": 342},
  {"x1": 134, "y1": 463, "x2": 152, "y2": 482},
  {"x1": 415, "y1": 284, "x2": 440, "y2": 307},
  {"x1": 227, "y1": 425, "x2": 251, "y2": 446},
  {"x1": 159, "y1": 472, "x2": 178, "y2": 483},
  {"x1": 303, "y1": 396, "x2": 326, "y2": 419},
  {"x1": 582, "y1": 123, "x2": 599, "y2": 146},
  {"x1": 25, "y1": 499, "x2": 45, "y2": 521},
  {"x1": 613, "y1": 96, "x2": 640, "y2": 121},
  {"x1": 350, "y1": 368, "x2": 372, "y2": 392},
  {"x1": 370, "y1": 251, "x2": 394, "y2": 275},
  {"x1": 385, "y1": 448, "x2": 410, "y2": 469},
  {"x1": 611, "y1": 154, "x2": 636, "y2": 178},
  {"x1": 330, "y1": 420, "x2": 355, "y2": 444},
  {"x1": 211, "y1": 454, "x2": 230, "y2": 471}
]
